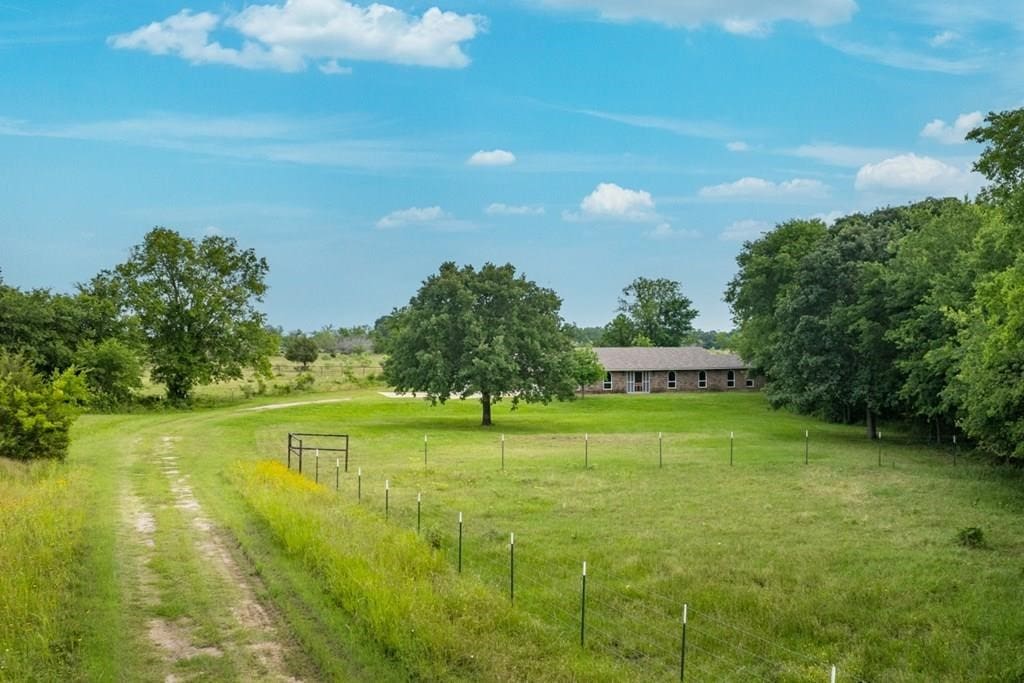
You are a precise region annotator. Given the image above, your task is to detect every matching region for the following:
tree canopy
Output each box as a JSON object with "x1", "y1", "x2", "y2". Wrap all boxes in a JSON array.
[
  {"x1": 283, "y1": 333, "x2": 319, "y2": 369},
  {"x1": 601, "y1": 277, "x2": 697, "y2": 346},
  {"x1": 108, "y1": 227, "x2": 273, "y2": 402},
  {"x1": 570, "y1": 346, "x2": 605, "y2": 398},
  {"x1": 380, "y1": 262, "x2": 576, "y2": 425},
  {"x1": 724, "y1": 106, "x2": 1024, "y2": 454}
]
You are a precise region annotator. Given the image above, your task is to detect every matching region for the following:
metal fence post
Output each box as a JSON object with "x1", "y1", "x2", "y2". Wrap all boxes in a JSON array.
[
  {"x1": 680, "y1": 604, "x2": 688, "y2": 682},
  {"x1": 509, "y1": 532, "x2": 515, "y2": 604},
  {"x1": 580, "y1": 561, "x2": 587, "y2": 647}
]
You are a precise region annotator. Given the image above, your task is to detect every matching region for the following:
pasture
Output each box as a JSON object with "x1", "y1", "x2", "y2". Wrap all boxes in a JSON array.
[{"x1": 3, "y1": 390, "x2": 1023, "y2": 681}]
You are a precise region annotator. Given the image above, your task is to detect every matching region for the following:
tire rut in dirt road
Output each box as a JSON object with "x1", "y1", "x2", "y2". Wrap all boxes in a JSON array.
[{"x1": 125, "y1": 436, "x2": 304, "y2": 682}]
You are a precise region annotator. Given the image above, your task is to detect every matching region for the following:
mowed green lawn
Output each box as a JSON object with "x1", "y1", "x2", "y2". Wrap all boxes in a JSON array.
[{"x1": 7, "y1": 389, "x2": 1024, "y2": 681}]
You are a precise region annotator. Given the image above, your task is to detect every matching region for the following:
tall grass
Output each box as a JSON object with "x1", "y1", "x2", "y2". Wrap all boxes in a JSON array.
[
  {"x1": 233, "y1": 460, "x2": 632, "y2": 681},
  {"x1": 0, "y1": 459, "x2": 85, "y2": 680}
]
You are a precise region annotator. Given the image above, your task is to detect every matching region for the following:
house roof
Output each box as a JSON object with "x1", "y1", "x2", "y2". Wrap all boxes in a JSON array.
[{"x1": 592, "y1": 346, "x2": 748, "y2": 371}]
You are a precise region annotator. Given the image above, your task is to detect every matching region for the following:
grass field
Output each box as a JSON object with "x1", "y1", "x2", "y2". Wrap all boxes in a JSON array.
[
  {"x1": 3, "y1": 389, "x2": 1023, "y2": 681},
  {"x1": 137, "y1": 354, "x2": 385, "y2": 403}
]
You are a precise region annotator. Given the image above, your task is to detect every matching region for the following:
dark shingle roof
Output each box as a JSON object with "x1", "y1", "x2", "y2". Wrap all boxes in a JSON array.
[{"x1": 592, "y1": 347, "x2": 747, "y2": 371}]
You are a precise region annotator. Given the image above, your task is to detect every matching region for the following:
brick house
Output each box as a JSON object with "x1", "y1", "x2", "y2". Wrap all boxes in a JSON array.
[{"x1": 583, "y1": 347, "x2": 761, "y2": 394}]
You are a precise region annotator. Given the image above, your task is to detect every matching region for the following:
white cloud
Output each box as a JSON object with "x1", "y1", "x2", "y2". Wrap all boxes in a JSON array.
[
  {"x1": 108, "y1": 1, "x2": 484, "y2": 72},
  {"x1": 376, "y1": 205, "x2": 448, "y2": 228},
  {"x1": 204, "y1": 225, "x2": 223, "y2": 236},
  {"x1": 720, "y1": 219, "x2": 771, "y2": 241},
  {"x1": 573, "y1": 108, "x2": 739, "y2": 140},
  {"x1": 108, "y1": 10, "x2": 303, "y2": 71},
  {"x1": 822, "y1": 36, "x2": 984, "y2": 74},
  {"x1": 538, "y1": 0, "x2": 856, "y2": 35},
  {"x1": 467, "y1": 149, "x2": 516, "y2": 166},
  {"x1": 699, "y1": 177, "x2": 829, "y2": 200},
  {"x1": 787, "y1": 142, "x2": 899, "y2": 168},
  {"x1": 0, "y1": 112, "x2": 454, "y2": 171},
  {"x1": 647, "y1": 222, "x2": 700, "y2": 240},
  {"x1": 929, "y1": 30, "x2": 959, "y2": 47},
  {"x1": 569, "y1": 182, "x2": 656, "y2": 221},
  {"x1": 854, "y1": 153, "x2": 979, "y2": 194},
  {"x1": 485, "y1": 203, "x2": 545, "y2": 216},
  {"x1": 726, "y1": 141, "x2": 750, "y2": 152},
  {"x1": 811, "y1": 210, "x2": 846, "y2": 226},
  {"x1": 920, "y1": 111, "x2": 983, "y2": 145},
  {"x1": 319, "y1": 59, "x2": 352, "y2": 75}
]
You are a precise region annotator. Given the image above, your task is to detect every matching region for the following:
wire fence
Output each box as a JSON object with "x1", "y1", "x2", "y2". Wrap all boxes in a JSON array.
[
  {"x1": 277, "y1": 427, "x2": 1014, "y2": 680},
  {"x1": 283, "y1": 427, "x2": 996, "y2": 483},
  {"x1": 281, "y1": 440, "x2": 858, "y2": 681}
]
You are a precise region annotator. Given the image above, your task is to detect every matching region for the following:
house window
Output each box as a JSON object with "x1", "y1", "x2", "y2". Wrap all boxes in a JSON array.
[
  {"x1": 603, "y1": 372, "x2": 612, "y2": 390},
  {"x1": 745, "y1": 378, "x2": 754, "y2": 388},
  {"x1": 698, "y1": 370, "x2": 707, "y2": 389},
  {"x1": 727, "y1": 370, "x2": 736, "y2": 388},
  {"x1": 667, "y1": 371, "x2": 677, "y2": 389}
]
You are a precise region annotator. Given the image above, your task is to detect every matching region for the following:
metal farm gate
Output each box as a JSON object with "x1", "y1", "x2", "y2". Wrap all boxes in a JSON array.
[{"x1": 287, "y1": 432, "x2": 350, "y2": 473}]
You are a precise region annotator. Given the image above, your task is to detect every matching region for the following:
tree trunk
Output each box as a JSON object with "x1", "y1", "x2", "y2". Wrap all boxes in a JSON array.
[
  {"x1": 866, "y1": 407, "x2": 877, "y2": 440},
  {"x1": 481, "y1": 391, "x2": 492, "y2": 426}
]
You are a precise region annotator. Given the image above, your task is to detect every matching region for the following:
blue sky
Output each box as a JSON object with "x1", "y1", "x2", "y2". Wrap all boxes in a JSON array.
[{"x1": 0, "y1": 1, "x2": 1018, "y2": 331}]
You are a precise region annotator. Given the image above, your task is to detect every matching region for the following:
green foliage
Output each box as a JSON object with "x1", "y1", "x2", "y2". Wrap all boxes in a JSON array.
[
  {"x1": 726, "y1": 187, "x2": 1024, "y2": 456},
  {"x1": 283, "y1": 333, "x2": 319, "y2": 369},
  {"x1": 109, "y1": 227, "x2": 273, "y2": 402},
  {"x1": 882, "y1": 202, "x2": 996, "y2": 427},
  {"x1": 570, "y1": 346, "x2": 605, "y2": 396},
  {"x1": 382, "y1": 262, "x2": 576, "y2": 425},
  {"x1": 308, "y1": 324, "x2": 373, "y2": 354},
  {"x1": 725, "y1": 218, "x2": 829, "y2": 373},
  {"x1": 954, "y1": 255, "x2": 1024, "y2": 459},
  {"x1": 74, "y1": 338, "x2": 143, "y2": 408},
  {"x1": 0, "y1": 352, "x2": 87, "y2": 460},
  {"x1": 0, "y1": 280, "x2": 130, "y2": 378},
  {"x1": 0, "y1": 284, "x2": 76, "y2": 374},
  {"x1": 614, "y1": 276, "x2": 697, "y2": 347},
  {"x1": 754, "y1": 208, "x2": 918, "y2": 428},
  {"x1": 690, "y1": 328, "x2": 737, "y2": 350},
  {"x1": 291, "y1": 371, "x2": 316, "y2": 392},
  {"x1": 564, "y1": 323, "x2": 605, "y2": 345},
  {"x1": 968, "y1": 108, "x2": 1024, "y2": 219},
  {"x1": 599, "y1": 313, "x2": 637, "y2": 346}
]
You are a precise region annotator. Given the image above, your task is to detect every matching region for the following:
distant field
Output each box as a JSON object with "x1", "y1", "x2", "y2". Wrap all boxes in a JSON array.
[
  {"x1": 4, "y1": 390, "x2": 1023, "y2": 680},
  {"x1": 139, "y1": 353, "x2": 385, "y2": 401}
]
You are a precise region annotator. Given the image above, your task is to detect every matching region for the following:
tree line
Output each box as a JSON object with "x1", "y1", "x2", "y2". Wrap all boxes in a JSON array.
[
  {"x1": 725, "y1": 109, "x2": 1024, "y2": 459},
  {"x1": 5, "y1": 108, "x2": 1022, "y2": 456},
  {"x1": 0, "y1": 228, "x2": 272, "y2": 458}
]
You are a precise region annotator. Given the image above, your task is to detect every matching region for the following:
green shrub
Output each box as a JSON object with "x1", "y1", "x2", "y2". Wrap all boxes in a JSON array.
[
  {"x1": 74, "y1": 339, "x2": 142, "y2": 409},
  {"x1": 0, "y1": 352, "x2": 87, "y2": 461},
  {"x1": 292, "y1": 372, "x2": 315, "y2": 392}
]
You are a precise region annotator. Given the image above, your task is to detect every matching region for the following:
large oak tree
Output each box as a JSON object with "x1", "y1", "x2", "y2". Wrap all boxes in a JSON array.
[
  {"x1": 380, "y1": 262, "x2": 576, "y2": 425},
  {"x1": 109, "y1": 227, "x2": 273, "y2": 402}
]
